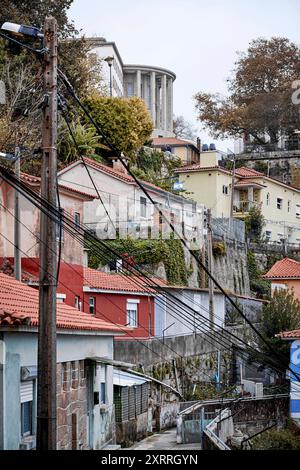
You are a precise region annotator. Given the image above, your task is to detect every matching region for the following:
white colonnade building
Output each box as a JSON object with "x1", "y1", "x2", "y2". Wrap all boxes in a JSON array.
[{"x1": 87, "y1": 38, "x2": 176, "y2": 138}]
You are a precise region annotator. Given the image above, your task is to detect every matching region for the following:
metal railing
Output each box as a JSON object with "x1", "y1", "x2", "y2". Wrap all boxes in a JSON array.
[{"x1": 233, "y1": 201, "x2": 260, "y2": 214}]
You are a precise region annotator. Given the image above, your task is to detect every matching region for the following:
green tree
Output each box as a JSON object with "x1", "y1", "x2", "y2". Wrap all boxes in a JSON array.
[
  {"x1": 260, "y1": 289, "x2": 300, "y2": 368},
  {"x1": 132, "y1": 147, "x2": 182, "y2": 191},
  {"x1": 57, "y1": 120, "x2": 108, "y2": 167},
  {"x1": 251, "y1": 427, "x2": 300, "y2": 450},
  {"x1": 0, "y1": 0, "x2": 105, "y2": 172},
  {"x1": 195, "y1": 37, "x2": 300, "y2": 147},
  {"x1": 245, "y1": 206, "x2": 265, "y2": 241},
  {"x1": 247, "y1": 251, "x2": 270, "y2": 299},
  {"x1": 84, "y1": 95, "x2": 153, "y2": 159}
]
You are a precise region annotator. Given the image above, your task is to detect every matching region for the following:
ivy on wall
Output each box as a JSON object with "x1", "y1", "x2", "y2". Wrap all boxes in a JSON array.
[{"x1": 87, "y1": 237, "x2": 190, "y2": 286}]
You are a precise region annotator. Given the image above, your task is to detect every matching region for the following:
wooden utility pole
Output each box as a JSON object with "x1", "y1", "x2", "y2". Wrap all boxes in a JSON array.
[
  {"x1": 230, "y1": 155, "x2": 236, "y2": 219},
  {"x1": 14, "y1": 143, "x2": 21, "y2": 281},
  {"x1": 37, "y1": 16, "x2": 58, "y2": 451},
  {"x1": 207, "y1": 209, "x2": 214, "y2": 329}
]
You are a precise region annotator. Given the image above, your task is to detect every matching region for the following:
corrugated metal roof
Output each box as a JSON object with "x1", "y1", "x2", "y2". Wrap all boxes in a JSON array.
[{"x1": 113, "y1": 369, "x2": 150, "y2": 387}]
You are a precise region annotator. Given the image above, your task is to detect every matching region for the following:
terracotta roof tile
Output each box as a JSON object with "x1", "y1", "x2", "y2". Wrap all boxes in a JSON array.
[
  {"x1": 20, "y1": 171, "x2": 95, "y2": 200},
  {"x1": 0, "y1": 272, "x2": 122, "y2": 332},
  {"x1": 235, "y1": 167, "x2": 265, "y2": 178},
  {"x1": 263, "y1": 258, "x2": 300, "y2": 279},
  {"x1": 277, "y1": 329, "x2": 300, "y2": 339},
  {"x1": 83, "y1": 267, "x2": 166, "y2": 293}
]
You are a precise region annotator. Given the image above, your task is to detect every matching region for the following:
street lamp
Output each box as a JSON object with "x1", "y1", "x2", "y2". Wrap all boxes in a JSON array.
[
  {"x1": 1, "y1": 21, "x2": 43, "y2": 38},
  {"x1": 104, "y1": 56, "x2": 114, "y2": 97}
]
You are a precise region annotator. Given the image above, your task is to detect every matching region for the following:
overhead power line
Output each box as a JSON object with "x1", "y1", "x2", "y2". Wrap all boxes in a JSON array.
[
  {"x1": 57, "y1": 70, "x2": 294, "y2": 374},
  {"x1": 0, "y1": 168, "x2": 294, "y2": 380}
]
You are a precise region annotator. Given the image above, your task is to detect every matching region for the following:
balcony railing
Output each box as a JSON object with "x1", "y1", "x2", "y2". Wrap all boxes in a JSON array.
[{"x1": 233, "y1": 201, "x2": 260, "y2": 214}]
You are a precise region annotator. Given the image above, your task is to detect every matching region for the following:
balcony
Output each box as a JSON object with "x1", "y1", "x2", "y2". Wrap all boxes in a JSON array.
[{"x1": 233, "y1": 201, "x2": 260, "y2": 218}]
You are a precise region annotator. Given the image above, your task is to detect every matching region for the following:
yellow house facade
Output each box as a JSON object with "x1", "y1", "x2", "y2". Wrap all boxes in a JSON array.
[
  {"x1": 176, "y1": 159, "x2": 300, "y2": 244},
  {"x1": 152, "y1": 137, "x2": 200, "y2": 166}
]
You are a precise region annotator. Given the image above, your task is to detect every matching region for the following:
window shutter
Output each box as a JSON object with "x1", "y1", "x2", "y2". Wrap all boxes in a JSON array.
[{"x1": 20, "y1": 381, "x2": 33, "y2": 403}]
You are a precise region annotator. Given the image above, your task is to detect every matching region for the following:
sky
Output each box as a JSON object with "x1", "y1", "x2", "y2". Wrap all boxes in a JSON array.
[{"x1": 68, "y1": 0, "x2": 300, "y2": 152}]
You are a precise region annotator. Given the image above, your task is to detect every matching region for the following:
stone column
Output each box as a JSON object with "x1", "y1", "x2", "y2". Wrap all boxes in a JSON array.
[
  {"x1": 168, "y1": 78, "x2": 173, "y2": 132},
  {"x1": 248, "y1": 186, "x2": 254, "y2": 212},
  {"x1": 150, "y1": 71, "x2": 156, "y2": 127},
  {"x1": 161, "y1": 74, "x2": 167, "y2": 131},
  {"x1": 156, "y1": 78, "x2": 161, "y2": 130},
  {"x1": 136, "y1": 70, "x2": 141, "y2": 97}
]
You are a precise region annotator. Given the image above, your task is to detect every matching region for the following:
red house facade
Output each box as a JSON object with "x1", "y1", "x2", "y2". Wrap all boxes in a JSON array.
[{"x1": 0, "y1": 258, "x2": 159, "y2": 339}]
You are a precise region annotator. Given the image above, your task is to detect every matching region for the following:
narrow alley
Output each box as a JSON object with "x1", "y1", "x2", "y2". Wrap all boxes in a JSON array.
[{"x1": 127, "y1": 428, "x2": 202, "y2": 451}]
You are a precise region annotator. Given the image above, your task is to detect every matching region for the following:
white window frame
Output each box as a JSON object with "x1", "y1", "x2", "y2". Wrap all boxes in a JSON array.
[
  {"x1": 266, "y1": 193, "x2": 270, "y2": 206},
  {"x1": 140, "y1": 196, "x2": 147, "y2": 218},
  {"x1": 89, "y1": 296, "x2": 95, "y2": 315},
  {"x1": 20, "y1": 380, "x2": 34, "y2": 437},
  {"x1": 296, "y1": 204, "x2": 300, "y2": 218},
  {"x1": 75, "y1": 296, "x2": 82, "y2": 311},
  {"x1": 126, "y1": 299, "x2": 139, "y2": 328}
]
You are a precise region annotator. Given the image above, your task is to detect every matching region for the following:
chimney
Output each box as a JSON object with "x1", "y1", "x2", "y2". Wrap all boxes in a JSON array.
[
  {"x1": 196, "y1": 137, "x2": 201, "y2": 152},
  {"x1": 111, "y1": 154, "x2": 129, "y2": 174}
]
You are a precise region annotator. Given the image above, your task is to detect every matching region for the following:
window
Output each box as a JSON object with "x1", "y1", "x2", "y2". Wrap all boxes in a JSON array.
[
  {"x1": 266, "y1": 193, "x2": 270, "y2": 206},
  {"x1": 127, "y1": 82, "x2": 134, "y2": 96},
  {"x1": 21, "y1": 401, "x2": 33, "y2": 437},
  {"x1": 288, "y1": 200, "x2": 291, "y2": 213},
  {"x1": 296, "y1": 204, "x2": 300, "y2": 218},
  {"x1": 75, "y1": 296, "x2": 81, "y2": 311},
  {"x1": 20, "y1": 381, "x2": 33, "y2": 437},
  {"x1": 56, "y1": 208, "x2": 64, "y2": 241},
  {"x1": 265, "y1": 230, "x2": 272, "y2": 241},
  {"x1": 140, "y1": 196, "x2": 147, "y2": 218},
  {"x1": 89, "y1": 296, "x2": 95, "y2": 315},
  {"x1": 126, "y1": 300, "x2": 139, "y2": 328},
  {"x1": 99, "y1": 365, "x2": 106, "y2": 404},
  {"x1": 74, "y1": 212, "x2": 80, "y2": 228},
  {"x1": 222, "y1": 185, "x2": 229, "y2": 195},
  {"x1": 277, "y1": 233, "x2": 284, "y2": 243},
  {"x1": 277, "y1": 198, "x2": 283, "y2": 210}
]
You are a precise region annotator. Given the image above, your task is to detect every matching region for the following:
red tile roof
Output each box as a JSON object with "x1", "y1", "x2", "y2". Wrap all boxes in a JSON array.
[
  {"x1": 0, "y1": 272, "x2": 122, "y2": 332},
  {"x1": 152, "y1": 137, "x2": 198, "y2": 148},
  {"x1": 263, "y1": 258, "x2": 300, "y2": 279},
  {"x1": 83, "y1": 267, "x2": 166, "y2": 293},
  {"x1": 277, "y1": 329, "x2": 300, "y2": 339},
  {"x1": 60, "y1": 157, "x2": 185, "y2": 198},
  {"x1": 234, "y1": 167, "x2": 264, "y2": 178},
  {"x1": 20, "y1": 172, "x2": 96, "y2": 200}
]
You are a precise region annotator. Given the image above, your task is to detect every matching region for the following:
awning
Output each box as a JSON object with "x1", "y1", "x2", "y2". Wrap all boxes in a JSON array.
[{"x1": 113, "y1": 369, "x2": 151, "y2": 387}]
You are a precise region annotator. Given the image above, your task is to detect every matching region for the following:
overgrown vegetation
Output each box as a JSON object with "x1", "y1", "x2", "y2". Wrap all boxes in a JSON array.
[
  {"x1": 251, "y1": 426, "x2": 300, "y2": 450},
  {"x1": 247, "y1": 251, "x2": 271, "y2": 299},
  {"x1": 259, "y1": 289, "x2": 300, "y2": 369},
  {"x1": 131, "y1": 147, "x2": 182, "y2": 191},
  {"x1": 245, "y1": 206, "x2": 265, "y2": 242},
  {"x1": 87, "y1": 237, "x2": 190, "y2": 286},
  {"x1": 84, "y1": 95, "x2": 153, "y2": 160},
  {"x1": 0, "y1": 0, "x2": 106, "y2": 175},
  {"x1": 212, "y1": 241, "x2": 226, "y2": 257}
]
